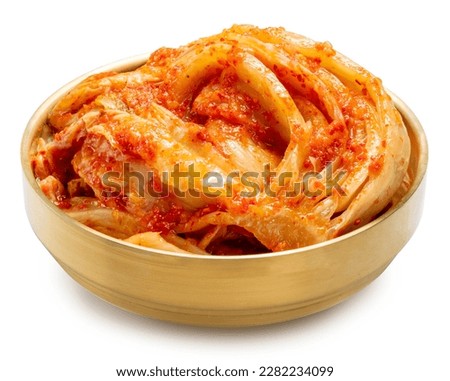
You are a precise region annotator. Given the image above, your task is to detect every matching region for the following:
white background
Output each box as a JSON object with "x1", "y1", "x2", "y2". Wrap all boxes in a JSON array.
[{"x1": 1, "y1": 1, "x2": 448, "y2": 380}]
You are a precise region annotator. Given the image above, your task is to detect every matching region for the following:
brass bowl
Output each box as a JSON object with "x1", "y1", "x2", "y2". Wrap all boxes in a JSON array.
[{"x1": 21, "y1": 56, "x2": 428, "y2": 327}]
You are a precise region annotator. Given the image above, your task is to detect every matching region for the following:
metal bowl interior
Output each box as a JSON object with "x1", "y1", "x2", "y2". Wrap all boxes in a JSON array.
[{"x1": 21, "y1": 56, "x2": 428, "y2": 327}]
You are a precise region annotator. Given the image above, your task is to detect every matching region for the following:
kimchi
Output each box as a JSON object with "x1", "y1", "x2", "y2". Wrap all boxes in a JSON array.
[{"x1": 32, "y1": 25, "x2": 411, "y2": 255}]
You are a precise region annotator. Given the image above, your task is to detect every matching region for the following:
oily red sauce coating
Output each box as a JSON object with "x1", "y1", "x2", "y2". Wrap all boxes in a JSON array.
[{"x1": 35, "y1": 26, "x2": 402, "y2": 254}]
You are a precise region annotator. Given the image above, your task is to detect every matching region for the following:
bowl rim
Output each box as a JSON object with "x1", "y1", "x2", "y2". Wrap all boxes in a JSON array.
[{"x1": 21, "y1": 55, "x2": 428, "y2": 261}]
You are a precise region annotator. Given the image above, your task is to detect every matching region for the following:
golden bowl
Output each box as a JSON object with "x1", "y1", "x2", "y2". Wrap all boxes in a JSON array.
[{"x1": 21, "y1": 56, "x2": 428, "y2": 327}]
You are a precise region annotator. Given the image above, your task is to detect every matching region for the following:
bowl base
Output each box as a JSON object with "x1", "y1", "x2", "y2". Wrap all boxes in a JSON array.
[{"x1": 60, "y1": 260, "x2": 389, "y2": 327}]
